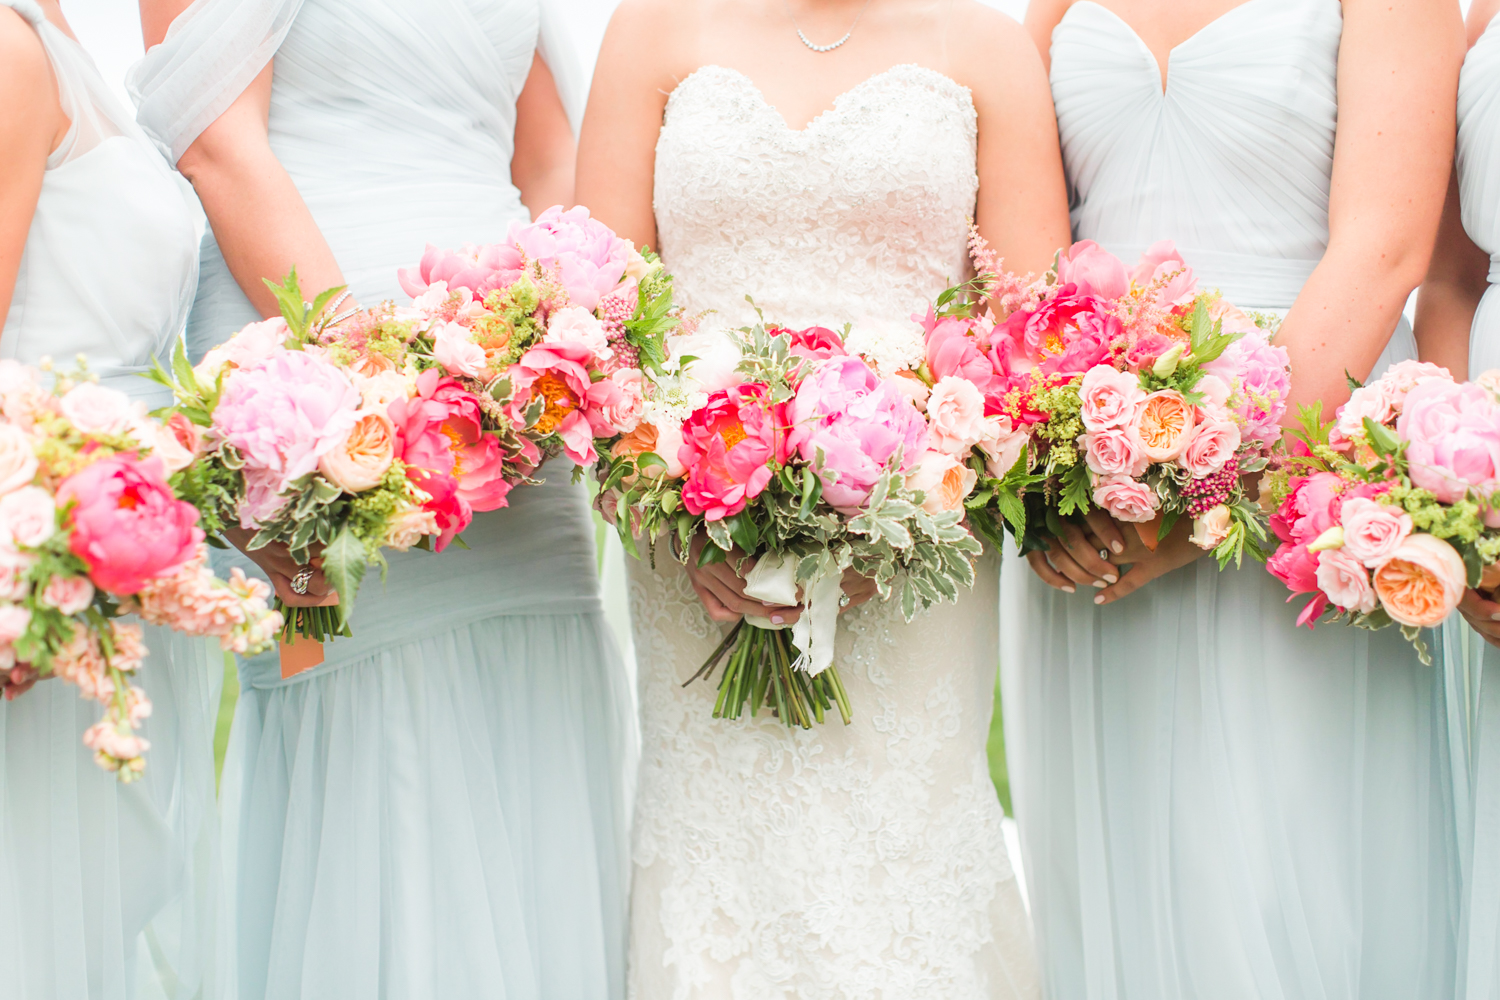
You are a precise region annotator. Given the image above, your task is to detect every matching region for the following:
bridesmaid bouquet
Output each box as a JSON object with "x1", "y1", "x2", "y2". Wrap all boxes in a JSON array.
[
  {"x1": 163, "y1": 206, "x2": 676, "y2": 645},
  {"x1": 0, "y1": 360, "x2": 279, "y2": 778},
  {"x1": 941, "y1": 235, "x2": 1287, "y2": 567},
  {"x1": 595, "y1": 312, "x2": 982, "y2": 728},
  {"x1": 1265, "y1": 361, "x2": 1500, "y2": 660}
]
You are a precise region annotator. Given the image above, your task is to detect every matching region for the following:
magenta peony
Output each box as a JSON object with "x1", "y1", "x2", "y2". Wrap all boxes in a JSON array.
[{"x1": 58, "y1": 455, "x2": 203, "y2": 595}]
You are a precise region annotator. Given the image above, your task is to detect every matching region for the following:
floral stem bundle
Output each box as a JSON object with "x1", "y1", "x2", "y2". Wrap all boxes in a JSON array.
[
  {"x1": 0, "y1": 360, "x2": 279, "y2": 777},
  {"x1": 1265, "y1": 361, "x2": 1500, "y2": 661}
]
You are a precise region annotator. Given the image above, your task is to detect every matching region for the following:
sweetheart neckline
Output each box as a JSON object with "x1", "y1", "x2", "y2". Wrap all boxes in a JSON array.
[
  {"x1": 668, "y1": 63, "x2": 973, "y2": 135},
  {"x1": 1065, "y1": 0, "x2": 1308, "y2": 94}
]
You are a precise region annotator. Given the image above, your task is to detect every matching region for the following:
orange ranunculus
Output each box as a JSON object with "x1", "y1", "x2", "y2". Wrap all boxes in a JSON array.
[
  {"x1": 1134, "y1": 390, "x2": 1196, "y2": 462},
  {"x1": 1372, "y1": 534, "x2": 1467, "y2": 627}
]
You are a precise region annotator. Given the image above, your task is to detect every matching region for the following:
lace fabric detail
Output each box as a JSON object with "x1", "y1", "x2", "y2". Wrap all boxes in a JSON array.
[{"x1": 653, "y1": 64, "x2": 979, "y2": 336}]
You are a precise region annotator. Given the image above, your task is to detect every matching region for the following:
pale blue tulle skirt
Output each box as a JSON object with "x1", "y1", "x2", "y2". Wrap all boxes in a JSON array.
[
  {"x1": 1000, "y1": 322, "x2": 1463, "y2": 998},
  {"x1": 0, "y1": 627, "x2": 225, "y2": 1000}
]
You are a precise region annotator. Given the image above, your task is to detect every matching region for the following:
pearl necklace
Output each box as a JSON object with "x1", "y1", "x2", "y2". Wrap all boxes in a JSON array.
[{"x1": 782, "y1": 0, "x2": 874, "y2": 53}]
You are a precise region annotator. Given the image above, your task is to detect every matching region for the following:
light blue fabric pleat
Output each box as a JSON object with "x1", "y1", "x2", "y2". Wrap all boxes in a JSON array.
[
  {"x1": 132, "y1": 0, "x2": 631, "y2": 996},
  {"x1": 1002, "y1": 1, "x2": 1462, "y2": 996}
]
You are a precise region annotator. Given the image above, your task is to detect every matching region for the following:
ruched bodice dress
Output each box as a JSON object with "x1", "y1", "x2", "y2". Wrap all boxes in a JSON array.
[
  {"x1": 629, "y1": 64, "x2": 1038, "y2": 999},
  {"x1": 130, "y1": 1, "x2": 630, "y2": 997},
  {"x1": 1000, "y1": 2, "x2": 1459, "y2": 997},
  {"x1": 0, "y1": 2, "x2": 223, "y2": 998},
  {"x1": 1443, "y1": 14, "x2": 1500, "y2": 999}
]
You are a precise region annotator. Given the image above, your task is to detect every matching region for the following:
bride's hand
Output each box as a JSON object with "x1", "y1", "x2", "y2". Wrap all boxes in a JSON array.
[
  {"x1": 221, "y1": 525, "x2": 340, "y2": 608},
  {"x1": 839, "y1": 569, "x2": 878, "y2": 614},
  {"x1": 1024, "y1": 512, "x2": 1124, "y2": 593},
  {"x1": 684, "y1": 533, "x2": 801, "y2": 625},
  {"x1": 1089, "y1": 517, "x2": 1206, "y2": 606}
]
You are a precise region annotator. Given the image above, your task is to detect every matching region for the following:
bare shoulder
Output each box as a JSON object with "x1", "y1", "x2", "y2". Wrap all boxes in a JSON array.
[
  {"x1": 599, "y1": 0, "x2": 701, "y2": 85},
  {"x1": 0, "y1": 6, "x2": 49, "y2": 90},
  {"x1": 943, "y1": 0, "x2": 1050, "y2": 92}
]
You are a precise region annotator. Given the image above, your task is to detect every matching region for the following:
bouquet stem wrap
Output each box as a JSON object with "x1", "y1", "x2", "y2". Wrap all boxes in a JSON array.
[{"x1": 741, "y1": 553, "x2": 841, "y2": 677}]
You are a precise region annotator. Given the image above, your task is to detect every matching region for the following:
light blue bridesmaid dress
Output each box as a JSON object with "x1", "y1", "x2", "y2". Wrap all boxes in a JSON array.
[
  {"x1": 1000, "y1": 2, "x2": 1461, "y2": 997},
  {"x1": 1442, "y1": 12, "x2": 1500, "y2": 998},
  {"x1": 131, "y1": 2, "x2": 632, "y2": 998},
  {"x1": 0, "y1": 2, "x2": 223, "y2": 998}
]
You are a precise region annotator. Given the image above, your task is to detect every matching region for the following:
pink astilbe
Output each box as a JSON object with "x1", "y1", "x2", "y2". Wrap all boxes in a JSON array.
[
  {"x1": 968, "y1": 225, "x2": 1042, "y2": 318},
  {"x1": 128, "y1": 549, "x2": 283, "y2": 655}
]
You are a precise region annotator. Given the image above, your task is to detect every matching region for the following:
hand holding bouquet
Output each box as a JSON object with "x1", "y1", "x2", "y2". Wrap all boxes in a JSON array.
[
  {"x1": 1266, "y1": 361, "x2": 1500, "y2": 660},
  {"x1": 596, "y1": 313, "x2": 982, "y2": 729},
  {"x1": 0, "y1": 360, "x2": 279, "y2": 778}
]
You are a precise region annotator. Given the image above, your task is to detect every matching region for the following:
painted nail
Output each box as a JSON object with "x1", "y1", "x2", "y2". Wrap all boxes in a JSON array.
[
  {"x1": 1103, "y1": 574, "x2": 1118, "y2": 584},
  {"x1": 771, "y1": 615, "x2": 784, "y2": 624},
  {"x1": 1092, "y1": 580, "x2": 1107, "y2": 589},
  {"x1": 1491, "y1": 612, "x2": 1500, "y2": 621},
  {"x1": 1062, "y1": 585, "x2": 1075, "y2": 594},
  {"x1": 1111, "y1": 541, "x2": 1124, "y2": 554},
  {"x1": 1094, "y1": 594, "x2": 1106, "y2": 605}
]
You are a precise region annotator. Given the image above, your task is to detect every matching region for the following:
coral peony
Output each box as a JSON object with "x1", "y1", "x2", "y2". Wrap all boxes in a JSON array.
[
  {"x1": 388, "y1": 370, "x2": 511, "y2": 513},
  {"x1": 509, "y1": 340, "x2": 621, "y2": 465},
  {"x1": 678, "y1": 384, "x2": 787, "y2": 521},
  {"x1": 58, "y1": 455, "x2": 203, "y2": 594}
]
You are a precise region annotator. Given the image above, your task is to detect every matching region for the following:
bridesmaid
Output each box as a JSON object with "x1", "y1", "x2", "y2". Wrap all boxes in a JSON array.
[
  {"x1": 131, "y1": 1, "x2": 631, "y2": 997},
  {"x1": 1006, "y1": 0, "x2": 1464, "y2": 996},
  {"x1": 1414, "y1": 1, "x2": 1500, "y2": 995},
  {"x1": 0, "y1": 1, "x2": 223, "y2": 997}
]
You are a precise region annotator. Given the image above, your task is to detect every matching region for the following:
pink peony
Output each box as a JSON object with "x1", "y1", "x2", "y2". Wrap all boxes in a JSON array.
[
  {"x1": 1079, "y1": 365, "x2": 1145, "y2": 431},
  {"x1": 1316, "y1": 548, "x2": 1377, "y2": 613},
  {"x1": 195, "y1": 317, "x2": 289, "y2": 380},
  {"x1": 213, "y1": 350, "x2": 363, "y2": 526},
  {"x1": 1056, "y1": 241, "x2": 1129, "y2": 299},
  {"x1": 57, "y1": 455, "x2": 203, "y2": 594},
  {"x1": 1084, "y1": 426, "x2": 1148, "y2": 477},
  {"x1": 1091, "y1": 474, "x2": 1159, "y2": 522},
  {"x1": 788, "y1": 357, "x2": 928, "y2": 509},
  {"x1": 905, "y1": 450, "x2": 978, "y2": 514},
  {"x1": 506, "y1": 206, "x2": 632, "y2": 311},
  {"x1": 1202, "y1": 333, "x2": 1290, "y2": 449},
  {"x1": 40, "y1": 574, "x2": 94, "y2": 615},
  {"x1": 509, "y1": 340, "x2": 621, "y2": 465},
  {"x1": 1398, "y1": 378, "x2": 1500, "y2": 505},
  {"x1": 1179, "y1": 419, "x2": 1241, "y2": 477},
  {"x1": 544, "y1": 306, "x2": 611, "y2": 358},
  {"x1": 403, "y1": 467, "x2": 470, "y2": 551},
  {"x1": 432, "y1": 321, "x2": 488, "y2": 379},
  {"x1": 1373, "y1": 533, "x2": 1467, "y2": 627},
  {"x1": 926, "y1": 376, "x2": 988, "y2": 456},
  {"x1": 1000, "y1": 292, "x2": 1121, "y2": 377},
  {"x1": 925, "y1": 315, "x2": 1002, "y2": 400},
  {"x1": 678, "y1": 384, "x2": 787, "y2": 521},
  {"x1": 0, "y1": 486, "x2": 55, "y2": 548},
  {"x1": 388, "y1": 369, "x2": 511, "y2": 514},
  {"x1": 60, "y1": 383, "x2": 133, "y2": 437},
  {"x1": 784, "y1": 326, "x2": 846, "y2": 361},
  {"x1": 1339, "y1": 497, "x2": 1412, "y2": 567},
  {"x1": 1130, "y1": 241, "x2": 1196, "y2": 307}
]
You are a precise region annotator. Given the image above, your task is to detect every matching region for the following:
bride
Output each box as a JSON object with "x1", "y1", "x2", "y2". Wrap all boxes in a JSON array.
[{"x1": 578, "y1": 0, "x2": 1067, "y2": 995}]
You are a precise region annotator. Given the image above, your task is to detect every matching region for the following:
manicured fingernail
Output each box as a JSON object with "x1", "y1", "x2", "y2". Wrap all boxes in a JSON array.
[
  {"x1": 1111, "y1": 541, "x2": 1124, "y2": 554},
  {"x1": 1094, "y1": 594, "x2": 1106, "y2": 605},
  {"x1": 1062, "y1": 585, "x2": 1075, "y2": 594},
  {"x1": 1490, "y1": 612, "x2": 1500, "y2": 621},
  {"x1": 771, "y1": 615, "x2": 784, "y2": 624},
  {"x1": 1092, "y1": 580, "x2": 1107, "y2": 589},
  {"x1": 1103, "y1": 574, "x2": 1118, "y2": 584}
]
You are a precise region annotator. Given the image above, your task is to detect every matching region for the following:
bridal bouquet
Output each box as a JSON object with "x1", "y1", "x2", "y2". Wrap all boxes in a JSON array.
[
  {"x1": 0, "y1": 360, "x2": 279, "y2": 778},
  {"x1": 596, "y1": 314, "x2": 982, "y2": 728},
  {"x1": 945, "y1": 237, "x2": 1287, "y2": 566},
  {"x1": 164, "y1": 206, "x2": 676, "y2": 644},
  {"x1": 1265, "y1": 360, "x2": 1500, "y2": 660}
]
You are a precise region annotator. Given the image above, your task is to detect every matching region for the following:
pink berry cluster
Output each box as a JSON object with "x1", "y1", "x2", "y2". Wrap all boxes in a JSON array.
[
  {"x1": 1180, "y1": 463, "x2": 1240, "y2": 516},
  {"x1": 598, "y1": 290, "x2": 639, "y2": 372}
]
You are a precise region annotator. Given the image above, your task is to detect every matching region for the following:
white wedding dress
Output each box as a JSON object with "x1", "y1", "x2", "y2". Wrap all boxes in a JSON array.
[{"x1": 628, "y1": 64, "x2": 1038, "y2": 1000}]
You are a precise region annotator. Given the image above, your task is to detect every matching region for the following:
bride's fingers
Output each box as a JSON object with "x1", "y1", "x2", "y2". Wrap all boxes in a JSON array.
[
  {"x1": 1045, "y1": 541, "x2": 1108, "y2": 589},
  {"x1": 1055, "y1": 522, "x2": 1118, "y2": 584},
  {"x1": 699, "y1": 562, "x2": 799, "y2": 621},
  {"x1": 688, "y1": 577, "x2": 741, "y2": 624},
  {"x1": 1082, "y1": 509, "x2": 1127, "y2": 556},
  {"x1": 1025, "y1": 550, "x2": 1076, "y2": 593}
]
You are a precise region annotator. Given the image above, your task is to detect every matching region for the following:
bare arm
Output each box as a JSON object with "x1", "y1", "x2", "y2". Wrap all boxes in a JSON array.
[
  {"x1": 956, "y1": 6, "x2": 1072, "y2": 272},
  {"x1": 141, "y1": 0, "x2": 345, "y2": 319},
  {"x1": 513, "y1": 53, "x2": 576, "y2": 217},
  {"x1": 1275, "y1": 0, "x2": 1463, "y2": 414},
  {"x1": 0, "y1": 9, "x2": 65, "y2": 322},
  {"x1": 1414, "y1": 168, "x2": 1487, "y2": 379},
  {"x1": 1022, "y1": 0, "x2": 1070, "y2": 70},
  {"x1": 575, "y1": 0, "x2": 687, "y2": 250}
]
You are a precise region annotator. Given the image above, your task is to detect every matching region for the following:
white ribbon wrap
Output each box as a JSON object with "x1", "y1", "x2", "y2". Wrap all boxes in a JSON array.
[{"x1": 742, "y1": 553, "x2": 842, "y2": 677}]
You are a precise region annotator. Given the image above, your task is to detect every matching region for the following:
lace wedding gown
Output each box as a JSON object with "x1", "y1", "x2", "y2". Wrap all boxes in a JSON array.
[{"x1": 629, "y1": 64, "x2": 1038, "y2": 1000}]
